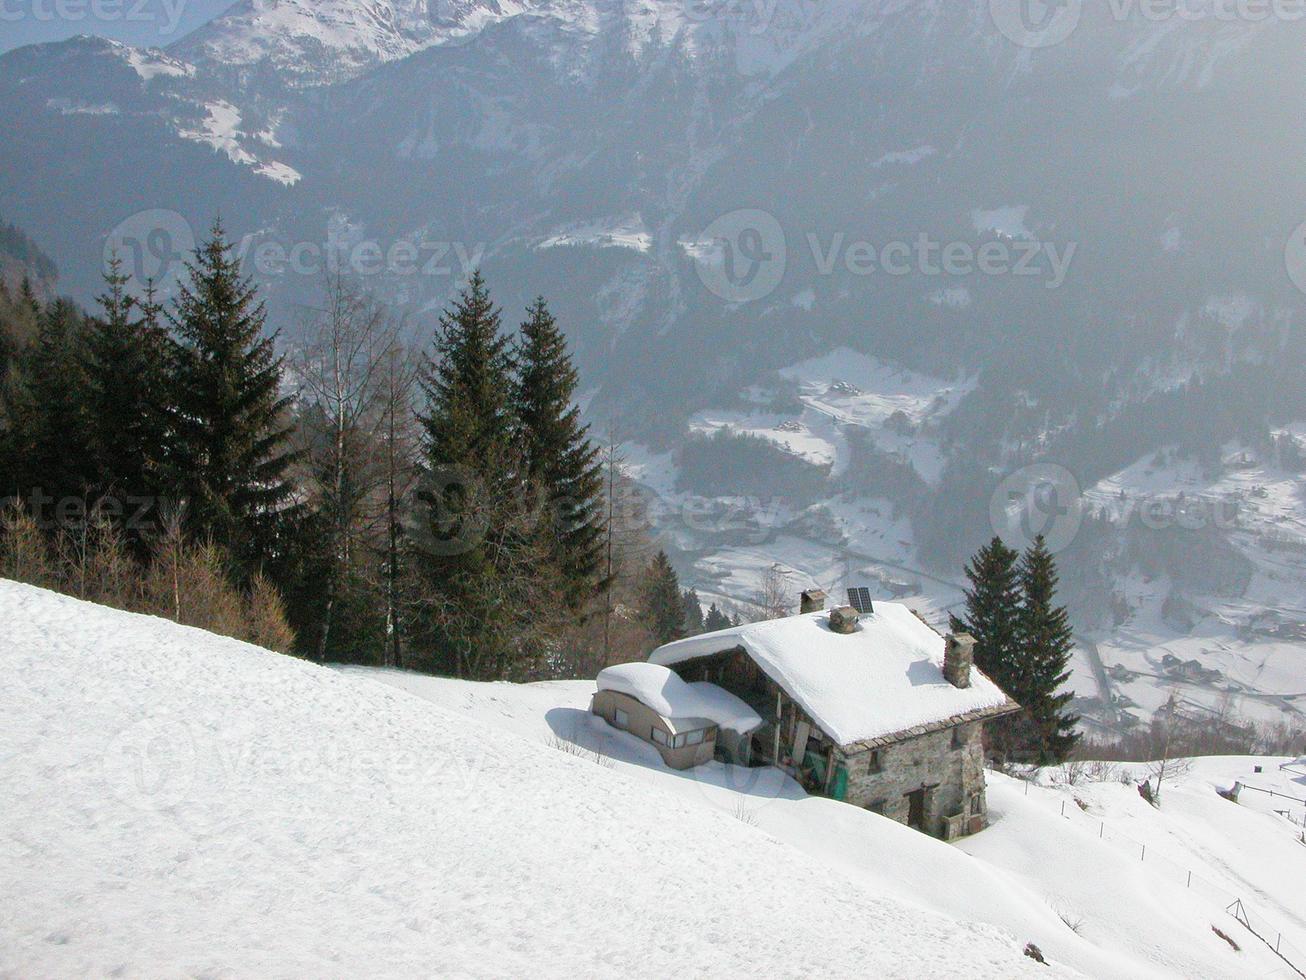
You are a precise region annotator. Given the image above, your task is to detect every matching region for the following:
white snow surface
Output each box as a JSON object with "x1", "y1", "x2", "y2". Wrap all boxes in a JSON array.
[
  {"x1": 357, "y1": 668, "x2": 1306, "y2": 979},
  {"x1": 595, "y1": 662, "x2": 763, "y2": 732},
  {"x1": 649, "y1": 603, "x2": 1012, "y2": 746},
  {"x1": 0, "y1": 580, "x2": 1056, "y2": 978}
]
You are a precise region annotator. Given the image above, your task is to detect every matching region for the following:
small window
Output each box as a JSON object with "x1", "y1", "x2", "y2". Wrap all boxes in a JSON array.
[
  {"x1": 970, "y1": 794, "x2": 982, "y2": 816},
  {"x1": 613, "y1": 708, "x2": 629, "y2": 730},
  {"x1": 951, "y1": 726, "x2": 965, "y2": 750},
  {"x1": 686, "y1": 729, "x2": 705, "y2": 746},
  {"x1": 868, "y1": 750, "x2": 883, "y2": 774},
  {"x1": 651, "y1": 727, "x2": 669, "y2": 746},
  {"x1": 867, "y1": 800, "x2": 886, "y2": 815}
]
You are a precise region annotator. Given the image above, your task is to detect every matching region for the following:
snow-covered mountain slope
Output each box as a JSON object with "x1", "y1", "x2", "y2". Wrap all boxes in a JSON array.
[
  {"x1": 0, "y1": 580, "x2": 1061, "y2": 977},
  {"x1": 172, "y1": 0, "x2": 538, "y2": 86},
  {"x1": 352, "y1": 667, "x2": 1306, "y2": 978}
]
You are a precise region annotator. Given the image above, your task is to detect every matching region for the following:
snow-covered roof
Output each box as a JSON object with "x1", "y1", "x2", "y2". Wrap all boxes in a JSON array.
[
  {"x1": 596, "y1": 662, "x2": 764, "y2": 734},
  {"x1": 648, "y1": 603, "x2": 1015, "y2": 747}
]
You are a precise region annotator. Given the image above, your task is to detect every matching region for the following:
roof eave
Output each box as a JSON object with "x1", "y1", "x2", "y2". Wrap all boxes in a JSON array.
[{"x1": 839, "y1": 698, "x2": 1022, "y2": 753}]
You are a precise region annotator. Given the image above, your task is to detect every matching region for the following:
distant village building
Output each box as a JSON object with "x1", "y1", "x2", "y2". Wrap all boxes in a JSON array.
[{"x1": 641, "y1": 594, "x2": 1018, "y2": 839}]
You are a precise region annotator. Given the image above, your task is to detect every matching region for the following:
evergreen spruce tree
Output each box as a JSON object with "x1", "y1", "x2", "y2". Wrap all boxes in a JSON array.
[
  {"x1": 640, "y1": 550, "x2": 684, "y2": 646},
  {"x1": 951, "y1": 535, "x2": 1022, "y2": 759},
  {"x1": 12, "y1": 298, "x2": 93, "y2": 504},
  {"x1": 681, "y1": 587, "x2": 705, "y2": 635},
  {"x1": 703, "y1": 602, "x2": 731, "y2": 633},
  {"x1": 166, "y1": 222, "x2": 298, "y2": 575},
  {"x1": 1015, "y1": 536, "x2": 1081, "y2": 762},
  {"x1": 951, "y1": 535, "x2": 1022, "y2": 685},
  {"x1": 83, "y1": 255, "x2": 169, "y2": 531},
  {"x1": 413, "y1": 273, "x2": 548, "y2": 680},
  {"x1": 511, "y1": 297, "x2": 604, "y2": 610}
]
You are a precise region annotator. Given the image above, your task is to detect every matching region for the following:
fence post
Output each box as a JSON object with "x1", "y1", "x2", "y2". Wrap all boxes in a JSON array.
[
  {"x1": 1141, "y1": 843, "x2": 1146, "y2": 862},
  {"x1": 1061, "y1": 800, "x2": 1066, "y2": 817},
  {"x1": 1187, "y1": 870, "x2": 1192, "y2": 888},
  {"x1": 1099, "y1": 822, "x2": 1104, "y2": 839}
]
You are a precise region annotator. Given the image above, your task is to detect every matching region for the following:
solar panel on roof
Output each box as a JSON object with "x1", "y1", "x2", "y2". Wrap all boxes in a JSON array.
[{"x1": 846, "y1": 587, "x2": 874, "y2": 614}]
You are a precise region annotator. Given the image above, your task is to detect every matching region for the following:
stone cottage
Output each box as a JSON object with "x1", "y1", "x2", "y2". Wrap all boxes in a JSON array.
[{"x1": 647, "y1": 594, "x2": 1018, "y2": 839}]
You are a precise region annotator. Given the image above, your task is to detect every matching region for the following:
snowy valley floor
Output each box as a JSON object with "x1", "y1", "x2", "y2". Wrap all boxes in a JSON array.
[{"x1": 2, "y1": 580, "x2": 1303, "y2": 978}]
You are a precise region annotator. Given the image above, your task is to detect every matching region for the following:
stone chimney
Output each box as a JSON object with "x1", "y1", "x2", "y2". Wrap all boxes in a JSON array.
[
  {"x1": 944, "y1": 633, "x2": 975, "y2": 689},
  {"x1": 800, "y1": 589, "x2": 827, "y2": 614},
  {"x1": 829, "y1": 606, "x2": 860, "y2": 634}
]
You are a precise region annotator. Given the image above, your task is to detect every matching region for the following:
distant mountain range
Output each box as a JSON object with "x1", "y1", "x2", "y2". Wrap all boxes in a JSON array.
[{"x1": 4, "y1": 1, "x2": 1306, "y2": 730}]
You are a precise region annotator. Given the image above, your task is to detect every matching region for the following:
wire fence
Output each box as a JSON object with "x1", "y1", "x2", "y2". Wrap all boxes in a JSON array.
[{"x1": 1009, "y1": 773, "x2": 1306, "y2": 977}]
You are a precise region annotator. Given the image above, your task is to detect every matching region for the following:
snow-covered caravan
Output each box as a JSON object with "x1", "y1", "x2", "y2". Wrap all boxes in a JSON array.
[
  {"x1": 648, "y1": 600, "x2": 1019, "y2": 839},
  {"x1": 591, "y1": 662, "x2": 763, "y2": 770}
]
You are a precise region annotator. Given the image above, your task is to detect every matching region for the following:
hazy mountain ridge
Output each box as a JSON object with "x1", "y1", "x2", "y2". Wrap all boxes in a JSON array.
[{"x1": 2, "y1": 2, "x2": 1305, "y2": 730}]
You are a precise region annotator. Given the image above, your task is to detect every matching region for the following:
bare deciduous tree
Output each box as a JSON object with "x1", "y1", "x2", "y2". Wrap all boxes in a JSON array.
[
  {"x1": 295, "y1": 274, "x2": 400, "y2": 661},
  {"x1": 755, "y1": 562, "x2": 792, "y2": 621},
  {"x1": 378, "y1": 339, "x2": 420, "y2": 669}
]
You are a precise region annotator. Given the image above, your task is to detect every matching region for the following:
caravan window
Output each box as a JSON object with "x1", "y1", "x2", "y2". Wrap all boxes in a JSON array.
[
  {"x1": 651, "y1": 727, "x2": 669, "y2": 746},
  {"x1": 613, "y1": 708, "x2": 629, "y2": 729},
  {"x1": 685, "y1": 729, "x2": 705, "y2": 746}
]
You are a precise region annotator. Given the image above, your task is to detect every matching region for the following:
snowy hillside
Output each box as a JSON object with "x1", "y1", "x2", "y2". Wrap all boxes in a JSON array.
[
  {"x1": 358, "y1": 669, "x2": 1306, "y2": 979},
  {"x1": 0, "y1": 580, "x2": 1060, "y2": 977}
]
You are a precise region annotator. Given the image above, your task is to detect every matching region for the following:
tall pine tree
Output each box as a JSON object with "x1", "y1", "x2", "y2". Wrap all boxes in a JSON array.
[
  {"x1": 640, "y1": 550, "x2": 684, "y2": 646},
  {"x1": 704, "y1": 602, "x2": 731, "y2": 633},
  {"x1": 413, "y1": 273, "x2": 555, "y2": 680},
  {"x1": 11, "y1": 298, "x2": 93, "y2": 505},
  {"x1": 83, "y1": 255, "x2": 170, "y2": 531},
  {"x1": 1015, "y1": 536, "x2": 1080, "y2": 762},
  {"x1": 951, "y1": 535, "x2": 1022, "y2": 685},
  {"x1": 511, "y1": 297, "x2": 604, "y2": 611},
  {"x1": 166, "y1": 221, "x2": 298, "y2": 575},
  {"x1": 951, "y1": 535, "x2": 1023, "y2": 760},
  {"x1": 681, "y1": 587, "x2": 705, "y2": 635}
]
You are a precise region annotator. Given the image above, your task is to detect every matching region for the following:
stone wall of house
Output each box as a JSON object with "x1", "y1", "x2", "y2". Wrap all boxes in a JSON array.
[
  {"x1": 665, "y1": 651, "x2": 993, "y2": 838},
  {"x1": 837, "y1": 722, "x2": 988, "y2": 838}
]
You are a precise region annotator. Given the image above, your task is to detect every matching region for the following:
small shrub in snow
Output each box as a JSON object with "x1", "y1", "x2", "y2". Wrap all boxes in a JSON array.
[
  {"x1": 1083, "y1": 759, "x2": 1121, "y2": 783},
  {"x1": 1211, "y1": 925, "x2": 1240, "y2": 952},
  {"x1": 1057, "y1": 909, "x2": 1085, "y2": 935},
  {"x1": 547, "y1": 734, "x2": 614, "y2": 769},
  {"x1": 732, "y1": 800, "x2": 759, "y2": 827},
  {"x1": 1051, "y1": 760, "x2": 1088, "y2": 786},
  {"x1": 1023, "y1": 942, "x2": 1045, "y2": 964}
]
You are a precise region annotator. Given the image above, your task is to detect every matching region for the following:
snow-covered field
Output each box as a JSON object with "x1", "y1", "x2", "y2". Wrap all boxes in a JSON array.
[
  {"x1": 1079, "y1": 440, "x2": 1306, "y2": 731},
  {"x1": 0, "y1": 581, "x2": 1058, "y2": 978},
  {"x1": 360, "y1": 669, "x2": 1306, "y2": 979},
  {"x1": 5, "y1": 579, "x2": 1304, "y2": 977}
]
